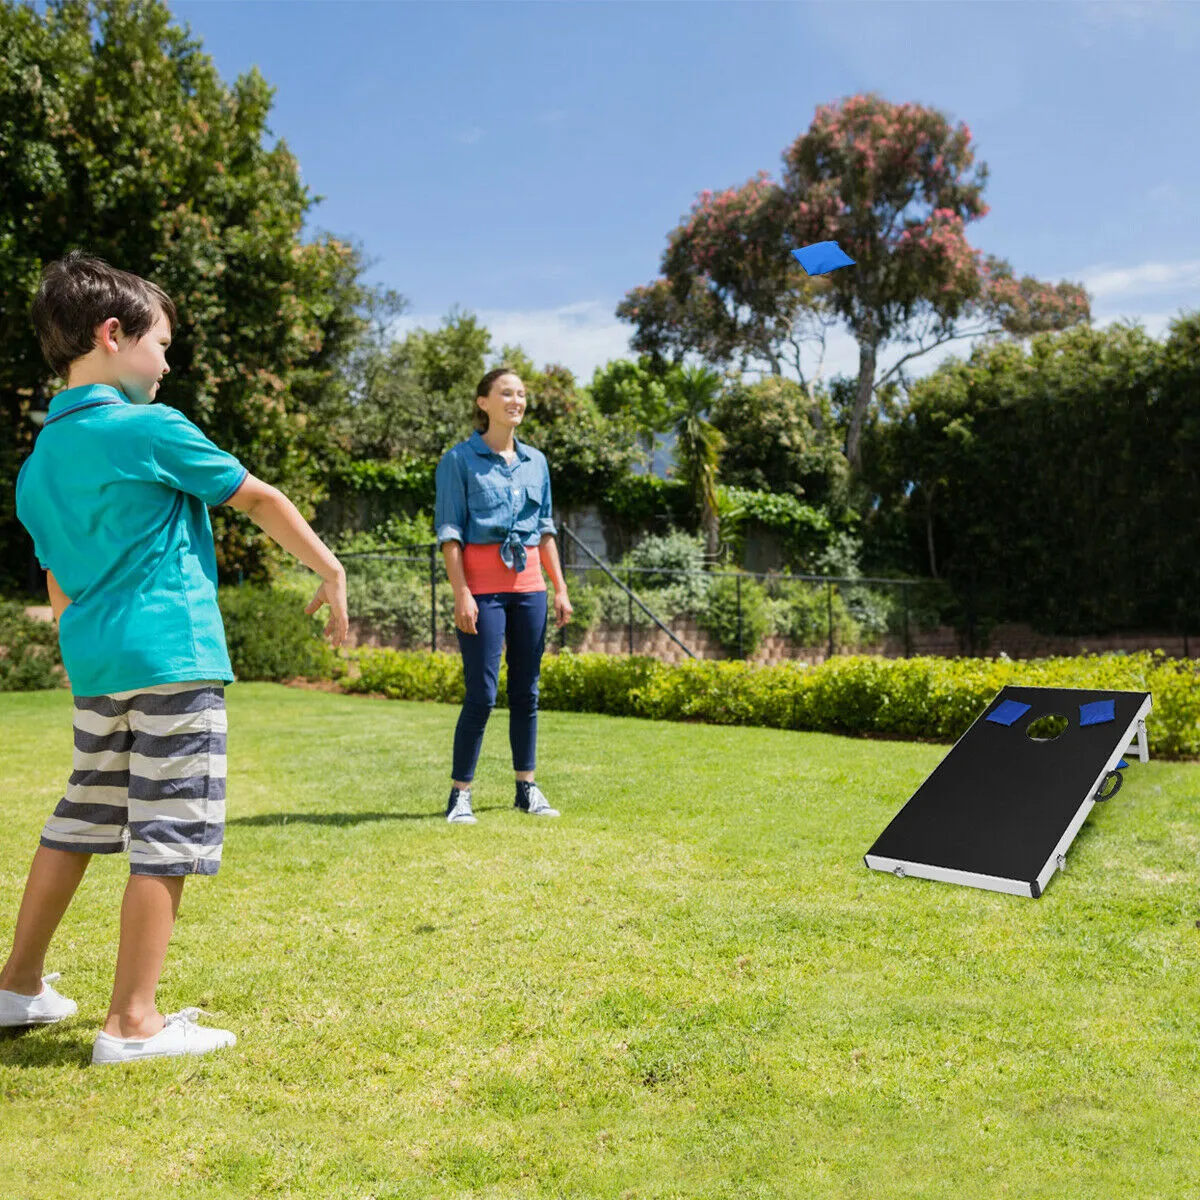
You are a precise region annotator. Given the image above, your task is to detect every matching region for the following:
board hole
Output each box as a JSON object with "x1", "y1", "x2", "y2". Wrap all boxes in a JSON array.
[{"x1": 1026, "y1": 713, "x2": 1069, "y2": 742}]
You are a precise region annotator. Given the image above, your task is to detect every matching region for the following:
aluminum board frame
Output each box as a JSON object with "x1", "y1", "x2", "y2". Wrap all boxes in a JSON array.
[{"x1": 864, "y1": 687, "x2": 1152, "y2": 898}]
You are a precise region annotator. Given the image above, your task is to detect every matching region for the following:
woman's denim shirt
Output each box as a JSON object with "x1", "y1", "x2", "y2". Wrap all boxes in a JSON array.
[{"x1": 434, "y1": 431, "x2": 556, "y2": 571}]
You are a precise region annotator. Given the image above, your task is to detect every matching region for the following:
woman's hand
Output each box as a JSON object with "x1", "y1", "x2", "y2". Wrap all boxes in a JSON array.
[
  {"x1": 554, "y1": 587, "x2": 573, "y2": 629},
  {"x1": 455, "y1": 589, "x2": 479, "y2": 635}
]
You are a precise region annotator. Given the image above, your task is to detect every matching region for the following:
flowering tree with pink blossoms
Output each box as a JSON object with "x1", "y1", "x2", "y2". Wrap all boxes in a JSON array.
[{"x1": 617, "y1": 95, "x2": 1090, "y2": 469}]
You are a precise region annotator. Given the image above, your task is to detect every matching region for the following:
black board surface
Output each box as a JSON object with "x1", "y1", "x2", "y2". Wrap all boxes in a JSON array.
[{"x1": 865, "y1": 686, "x2": 1150, "y2": 897}]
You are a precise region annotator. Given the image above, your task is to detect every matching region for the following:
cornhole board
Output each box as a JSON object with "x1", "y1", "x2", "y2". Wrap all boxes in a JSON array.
[{"x1": 864, "y1": 686, "x2": 1151, "y2": 898}]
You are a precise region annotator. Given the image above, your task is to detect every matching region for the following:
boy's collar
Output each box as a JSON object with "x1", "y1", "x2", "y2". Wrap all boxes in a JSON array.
[
  {"x1": 47, "y1": 383, "x2": 130, "y2": 418},
  {"x1": 469, "y1": 429, "x2": 530, "y2": 461}
]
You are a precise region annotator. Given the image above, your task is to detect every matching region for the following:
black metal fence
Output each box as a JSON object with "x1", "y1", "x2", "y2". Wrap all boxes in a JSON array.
[
  {"x1": 339, "y1": 539, "x2": 929, "y2": 661},
  {"x1": 561, "y1": 561, "x2": 924, "y2": 659}
]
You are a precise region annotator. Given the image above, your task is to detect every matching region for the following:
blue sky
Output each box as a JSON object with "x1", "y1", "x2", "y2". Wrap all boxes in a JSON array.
[{"x1": 172, "y1": 0, "x2": 1200, "y2": 381}]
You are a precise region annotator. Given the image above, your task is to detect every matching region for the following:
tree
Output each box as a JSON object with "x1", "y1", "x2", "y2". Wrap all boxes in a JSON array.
[
  {"x1": 589, "y1": 357, "x2": 677, "y2": 467},
  {"x1": 0, "y1": 0, "x2": 374, "y2": 584},
  {"x1": 336, "y1": 308, "x2": 490, "y2": 463},
  {"x1": 618, "y1": 94, "x2": 1090, "y2": 470},
  {"x1": 709, "y1": 374, "x2": 846, "y2": 504},
  {"x1": 864, "y1": 320, "x2": 1200, "y2": 635},
  {"x1": 617, "y1": 174, "x2": 836, "y2": 393},
  {"x1": 514, "y1": 361, "x2": 641, "y2": 511},
  {"x1": 669, "y1": 366, "x2": 725, "y2": 558}
]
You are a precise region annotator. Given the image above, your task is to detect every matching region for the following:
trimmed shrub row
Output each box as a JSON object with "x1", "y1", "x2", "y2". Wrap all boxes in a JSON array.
[
  {"x1": 346, "y1": 648, "x2": 1200, "y2": 759},
  {"x1": 219, "y1": 585, "x2": 342, "y2": 683},
  {"x1": 12, "y1": 580, "x2": 1198, "y2": 761}
]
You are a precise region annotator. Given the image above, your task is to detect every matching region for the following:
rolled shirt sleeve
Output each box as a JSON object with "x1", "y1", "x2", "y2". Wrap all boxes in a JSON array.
[
  {"x1": 148, "y1": 408, "x2": 247, "y2": 505},
  {"x1": 434, "y1": 448, "x2": 468, "y2": 546},
  {"x1": 537, "y1": 456, "x2": 557, "y2": 537}
]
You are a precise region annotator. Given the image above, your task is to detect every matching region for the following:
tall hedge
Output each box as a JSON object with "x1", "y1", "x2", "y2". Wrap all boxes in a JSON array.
[{"x1": 868, "y1": 318, "x2": 1200, "y2": 637}]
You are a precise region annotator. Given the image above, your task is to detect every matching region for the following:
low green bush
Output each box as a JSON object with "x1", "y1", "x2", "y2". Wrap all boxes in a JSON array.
[
  {"x1": 588, "y1": 578, "x2": 702, "y2": 632},
  {"x1": 560, "y1": 563, "x2": 898, "y2": 655},
  {"x1": 699, "y1": 574, "x2": 772, "y2": 656},
  {"x1": 219, "y1": 586, "x2": 341, "y2": 682},
  {"x1": 622, "y1": 531, "x2": 707, "y2": 594},
  {"x1": 538, "y1": 651, "x2": 664, "y2": 718},
  {"x1": 330, "y1": 512, "x2": 438, "y2": 557},
  {"x1": 350, "y1": 648, "x2": 469, "y2": 704},
  {"x1": 721, "y1": 486, "x2": 834, "y2": 567},
  {"x1": 0, "y1": 601, "x2": 63, "y2": 691},
  {"x1": 342, "y1": 557, "x2": 455, "y2": 646},
  {"x1": 321, "y1": 460, "x2": 436, "y2": 531},
  {"x1": 574, "y1": 534, "x2": 714, "y2": 635},
  {"x1": 841, "y1": 584, "x2": 892, "y2": 641},
  {"x1": 550, "y1": 583, "x2": 600, "y2": 650},
  {"x1": 344, "y1": 648, "x2": 1200, "y2": 758},
  {"x1": 769, "y1": 579, "x2": 861, "y2": 648},
  {"x1": 600, "y1": 474, "x2": 692, "y2": 528}
]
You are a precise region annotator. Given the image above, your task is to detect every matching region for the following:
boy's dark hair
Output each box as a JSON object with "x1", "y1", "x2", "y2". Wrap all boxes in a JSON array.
[
  {"x1": 474, "y1": 365, "x2": 521, "y2": 432},
  {"x1": 31, "y1": 251, "x2": 178, "y2": 378}
]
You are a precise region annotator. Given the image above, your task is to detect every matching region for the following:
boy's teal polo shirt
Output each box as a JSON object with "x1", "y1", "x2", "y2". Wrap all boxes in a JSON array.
[{"x1": 15, "y1": 384, "x2": 248, "y2": 696}]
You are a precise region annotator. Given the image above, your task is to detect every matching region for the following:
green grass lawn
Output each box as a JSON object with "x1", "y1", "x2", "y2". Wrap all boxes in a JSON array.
[{"x1": 2, "y1": 683, "x2": 1198, "y2": 1199}]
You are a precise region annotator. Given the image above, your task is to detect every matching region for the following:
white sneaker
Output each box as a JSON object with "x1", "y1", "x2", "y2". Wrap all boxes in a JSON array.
[
  {"x1": 515, "y1": 784, "x2": 560, "y2": 817},
  {"x1": 446, "y1": 788, "x2": 477, "y2": 824},
  {"x1": 0, "y1": 973, "x2": 78, "y2": 1027},
  {"x1": 92, "y1": 1008, "x2": 236, "y2": 1064}
]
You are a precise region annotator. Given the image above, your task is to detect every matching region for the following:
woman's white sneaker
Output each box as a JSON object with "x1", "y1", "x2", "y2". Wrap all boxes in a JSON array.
[
  {"x1": 515, "y1": 784, "x2": 559, "y2": 817},
  {"x1": 0, "y1": 973, "x2": 78, "y2": 1027},
  {"x1": 92, "y1": 1007, "x2": 236, "y2": 1064},
  {"x1": 446, "y1": 787, "x2": 477, "y2": 824}
]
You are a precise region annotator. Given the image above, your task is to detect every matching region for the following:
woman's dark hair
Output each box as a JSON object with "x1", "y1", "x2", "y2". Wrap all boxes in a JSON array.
[
  {"x1": 31, "y1": 250, "x2": 178, "y2": 378},
  {"x1": 473, "y1": 365, "x2": 522, "y2": 432}
]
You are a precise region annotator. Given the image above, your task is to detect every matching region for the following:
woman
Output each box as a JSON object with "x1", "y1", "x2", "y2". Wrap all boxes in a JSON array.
[{"x1": 433, "y1": 367, "x2": 573, "y2": 824}]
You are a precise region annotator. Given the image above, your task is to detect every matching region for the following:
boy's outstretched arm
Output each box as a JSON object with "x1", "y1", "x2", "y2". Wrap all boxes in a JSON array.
[{"x1": 224, "y1": 475, "x2": 349, "y2": 645}]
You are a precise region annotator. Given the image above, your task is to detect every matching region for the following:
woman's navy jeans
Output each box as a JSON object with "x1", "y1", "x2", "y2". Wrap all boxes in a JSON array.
[{"x1": 452, "y1": 591, "x2": 547, "y2": 782}]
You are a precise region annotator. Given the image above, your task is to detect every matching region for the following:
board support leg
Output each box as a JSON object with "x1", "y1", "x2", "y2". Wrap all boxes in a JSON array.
[{"x1": 1126, "y1": 719, "x2": 1150, "y2": 764}]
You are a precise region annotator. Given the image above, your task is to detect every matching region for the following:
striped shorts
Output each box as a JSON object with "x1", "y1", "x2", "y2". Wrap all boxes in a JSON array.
[{"x1": 40, "y1": 681, "x2": 227, "y2": 877}]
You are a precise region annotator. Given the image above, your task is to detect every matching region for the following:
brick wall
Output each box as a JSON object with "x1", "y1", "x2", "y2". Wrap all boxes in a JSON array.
[
  {"x1": 542, "y1": 619, "x2": 1198, "y2": 665},
  {"x1": 51, "y1": 603, "x2": 1184, "y2": 666}
]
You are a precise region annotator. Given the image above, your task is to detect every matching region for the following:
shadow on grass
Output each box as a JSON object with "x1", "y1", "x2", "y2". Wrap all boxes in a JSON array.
[
  {"x1": 228, "y1": 807, "x2": 507, "y2": 828},
  {"x1": 0, "y1": 1023, "x2": 93, "y2": 1068}
]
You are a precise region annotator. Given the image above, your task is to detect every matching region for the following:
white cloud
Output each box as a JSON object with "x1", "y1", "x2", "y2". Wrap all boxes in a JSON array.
[
  {"x1": 395, "y1": 300, "x2": 634, "y2": 381},
  {"x1": 1094, "y1": 311, "x2": 1178, "y2": 339},
  {"x1": 816, "y1": 327, "x2": 990, "y2": 386},
  {"x1": 1080, "y1": 0, "x2": 1180, "y2": 28},
  {"x1": 1147, "y1": 182, "x2": 1181, "y2": 205},
  {"x1": 481, "y1": 302, "x2": 635, "y2": 379},
  {"x1": 393, "y1": 291, "x2": 1191, "y2": 396},
  {"x1": 1081, "y1": 259, "x2": 1200, "y2": 300},
  {"x1": 453, "y1": 127, "x2": 485, "y2": 145},
  {"x1": 806, "y1": 304, "x2": 1191, "y2": 385}
]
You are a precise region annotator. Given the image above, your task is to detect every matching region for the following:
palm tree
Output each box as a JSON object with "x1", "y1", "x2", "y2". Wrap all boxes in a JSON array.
[{"x1": 671, "y1": 366, "x2": 726, "y2": 559}]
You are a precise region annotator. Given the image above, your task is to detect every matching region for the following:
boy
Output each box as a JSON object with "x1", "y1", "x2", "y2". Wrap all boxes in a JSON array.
[{"x1": 0, "y1": 251, "x2": 349, "y2": 1063}]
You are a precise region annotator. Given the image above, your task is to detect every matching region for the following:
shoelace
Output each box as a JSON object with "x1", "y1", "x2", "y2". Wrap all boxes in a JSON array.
[{"x1": 164, "y1": 1007, "x2": 210, "y2": 1029}]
